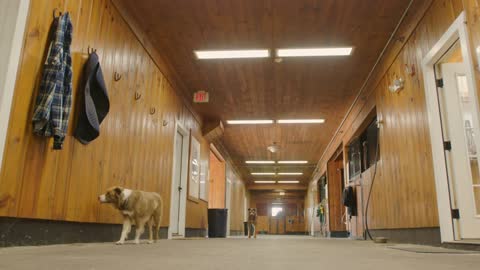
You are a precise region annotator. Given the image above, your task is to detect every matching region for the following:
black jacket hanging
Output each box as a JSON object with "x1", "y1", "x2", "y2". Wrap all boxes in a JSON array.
[
  {"x1": 342, "y1": 186, "x2": 357, "y2": 217},
  {"x1": 74, "y1": 52, "x2": 109, "y2": 144}
]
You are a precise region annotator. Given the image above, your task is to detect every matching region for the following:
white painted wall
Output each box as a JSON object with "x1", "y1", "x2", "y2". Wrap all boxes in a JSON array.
[{"x1": 0, "y1": 0, "x2": 30, "y2": 173}]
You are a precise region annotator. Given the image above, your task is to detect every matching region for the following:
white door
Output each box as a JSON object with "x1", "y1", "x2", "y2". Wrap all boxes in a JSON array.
[
  {"x1": 310, "y1": 189, "x2": 315, "y2": 236},
  {"x1": 225, "y1": 178, "x2": 232, "y2": 236},
  {"x1": 437, "y1": 63, "x2": 480, "y2": 239},
  {"x1": 170, "y1": 129, "x2": 187, "y2": 236}
]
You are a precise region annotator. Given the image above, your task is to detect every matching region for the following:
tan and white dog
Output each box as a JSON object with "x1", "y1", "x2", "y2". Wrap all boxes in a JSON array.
[
  {"x1": 98, "y1": 186, "x2": 163, "y2": 245},
  {"x1": 247, "y1": 208, "x2": 257, "y2": 239}
]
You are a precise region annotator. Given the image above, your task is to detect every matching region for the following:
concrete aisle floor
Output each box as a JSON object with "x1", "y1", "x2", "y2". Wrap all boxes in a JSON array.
[{"x1": 0, "y1": 235, "x2": 479, "y2": 270}]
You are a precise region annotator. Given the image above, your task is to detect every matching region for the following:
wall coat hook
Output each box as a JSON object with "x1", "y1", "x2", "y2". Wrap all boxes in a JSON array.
[
  {"x1": 87, "y1": 46, "x2": 96, "y2": 55},
  {"x1": 405, "y1": 64, "x2": 415, "y2": 76},
  {"x1": 134, "y1": 92, "x2": 142, "y2": 100},
  {"x1": 162, "y1": 120, "x2": 168, "y2": 127},
  {"x1": 53, "y1": 8, "x2": 62, "y2": 19},
  {"x1": 150, "y1": 107, "x2": 156, "y2": 115},
  {"x1": 114, "y1": 72, "x2": 122, "y2": 81}
]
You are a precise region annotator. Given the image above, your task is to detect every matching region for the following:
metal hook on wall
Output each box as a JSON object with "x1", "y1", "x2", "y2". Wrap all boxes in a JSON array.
[
  {"x1": 53, "y1": 8, "x2": 62, "y2": 19},
  {"x1": 162, "y1": 120, "x2": 168, "y2": 127},
  {"x1": 134, "y1": 92, "x2": 142, "y2": 100},
  {"x1": 114, "y1": 72, "x2": 122, "y2": 81},
  {"x1": 149, "y1": 107, "x2": 156, "y2": 115},
  {"x1": 87, "y1": 46, "x2": 97, "y2": 55}
]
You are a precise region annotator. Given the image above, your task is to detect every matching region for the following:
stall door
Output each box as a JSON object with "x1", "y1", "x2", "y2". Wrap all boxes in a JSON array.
[{"x1": 436, "y1": 62, "x2": 480, "y2": 239}]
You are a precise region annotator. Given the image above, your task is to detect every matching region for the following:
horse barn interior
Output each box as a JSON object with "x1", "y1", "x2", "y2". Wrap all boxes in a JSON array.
[{"x1": 1, "y1": 0, "x2": 480, "y2": 269}]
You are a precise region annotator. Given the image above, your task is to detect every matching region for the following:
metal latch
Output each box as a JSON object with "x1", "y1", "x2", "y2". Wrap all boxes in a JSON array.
[
  {"x1": 451, "y1": 209, "x2": 460, "y2": 219},
  {"x1": 444, "y1": 141, "x2": 452, "y2": 151}
]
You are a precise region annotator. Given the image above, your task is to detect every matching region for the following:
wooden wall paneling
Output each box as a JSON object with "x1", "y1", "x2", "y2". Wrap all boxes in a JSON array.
[
  {"x1": 286, "y1": 216, "x2": 306, "y2": 233},
  {"x1": 185, "y1": 200, "x2": 208, "y2": 230},
  {"x1": 0, "y1": 0, "x2": 225, "y2": 230},
  {"x1": 0, "y1": 0, "x2": 55, "y2": 218},
  {"x1": 256, "y1": 216, "x2": 269, "y2": 233},
  {"x1": 327, "y1": 158, "x2": 346, "y2": 232},
  {"x1": 314, "y1": 0, "x2": 464, "y2": 231},
  {"x1": 229, "y1": 173, "x2": 247, "y2": 232},
  {"x1": 249, "y1": 191, "x2": 306, "y2": 234},
  {"x1": 208, "y1": 150, "x2": 226, "y2": 209}
]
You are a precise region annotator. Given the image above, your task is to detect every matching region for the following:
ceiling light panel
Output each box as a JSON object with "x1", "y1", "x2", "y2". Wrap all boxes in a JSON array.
[
  {"x1": 245, "y1": 161, "x2": 275, "y2": 164},
  {"x1": 195, "y1": 49, "x2": 270, "y2": 59},
  {"x1": 251, "y1": 172, "x2": 276, "y2": 175},
  {"x1": 277, "y1": 160, "x2": 308, "y2": 164},
  {"x1": 277, "y1": 119, "x2": 325, "y2": 124},
  {"x1": 226, "y1": 120, "x2": 274, "y2": 125},
  {"x1": 254, "y1": 181, "x2": 276, "y2": 184},
  {"x1": 276, "y1": 47, "x2": 352, "y2": 57},
  {"x1": 277, "y1": 172, "x2": 303, "y2": 175},
  {"x1": 277, "y1": 180, "x2": 300, "y2": 184}
]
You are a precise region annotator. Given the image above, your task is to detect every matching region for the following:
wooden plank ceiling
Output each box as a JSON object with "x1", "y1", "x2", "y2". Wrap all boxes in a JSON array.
[{"x1": 118, "y1": 0, "x2": 410, "y2": 187}]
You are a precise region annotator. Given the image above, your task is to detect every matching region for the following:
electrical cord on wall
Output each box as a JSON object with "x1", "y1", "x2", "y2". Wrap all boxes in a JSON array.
[{"x1": 364, "y1": 126, "x2": 380, "y2": 241}]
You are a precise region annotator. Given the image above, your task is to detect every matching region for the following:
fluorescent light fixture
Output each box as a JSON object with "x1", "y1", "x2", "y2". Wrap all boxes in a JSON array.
[
  {"x1": 277, "y1": 160, "x2": 308, "y2": 164},
  {"x1": 245, "y1": 161, "x2": 275, "y2": 164},
  {"x1": 251, "y1": 172, "x2": 276, "y2": 175},
  {"x1": 254, "y1": 181, "x2": 276, "y2": 184},
  {"x1": 279, "y1": 192, "x2": 286, "y2": 196},
  {"x1": 277, "y1": 119, "x2": 325, "y2": 124},
  {"x1": 276, "y1": 47, "x2": 352, "y2": 57},
  {"x1": 195, "y1": 49, "x2": 270, "y2": 59},
  {"x1": 278, "y1": 180, "x2": 300, "y2": 184},
  {"x1": 227, "y1": 120, "x2": 274, "y2": 125},
  {"x1": 277, "y1": 172, "x2": 303, "y2": 175},
  {"x1": 272, "y1": 202, "x2": 284, "y2": 205}
]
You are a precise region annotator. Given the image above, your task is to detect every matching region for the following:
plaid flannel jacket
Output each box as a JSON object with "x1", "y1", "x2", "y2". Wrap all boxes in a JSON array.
[{"x1": 32, "y1": 13, "x2": 73, "y2": 150}]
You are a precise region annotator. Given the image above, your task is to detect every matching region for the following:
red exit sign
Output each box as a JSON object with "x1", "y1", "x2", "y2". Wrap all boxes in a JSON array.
[{"x1": 193, "y1": 91, "x2": 209, "y2": 103}]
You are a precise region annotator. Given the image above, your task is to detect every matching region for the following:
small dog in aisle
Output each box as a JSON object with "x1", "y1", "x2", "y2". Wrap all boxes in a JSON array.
[
  {"x1": 98, "y1": 186, "x2": 163, "y2": 245},
  {"x1": 247, "y1": 208, "x2": 257, "y2": 239}
]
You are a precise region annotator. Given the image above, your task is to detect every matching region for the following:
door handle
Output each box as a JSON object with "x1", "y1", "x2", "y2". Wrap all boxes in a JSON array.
[{"x1": 178, "y1": 186, "x2": 183, "y2": 192}]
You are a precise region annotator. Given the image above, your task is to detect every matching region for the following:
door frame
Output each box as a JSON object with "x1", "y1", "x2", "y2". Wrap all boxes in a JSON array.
[
  {"x1": 225, "y1": 175, "x2": 232, "y2": 236},
  {"x1": 0, "y1": 0, "x2": 30, "y2": 174},
  {"x1": 168, "y1": 121, "x2": 189, "y2": 239},
  {"x1": 422, "y1": 12, "x2": 479, "y2": 242}
]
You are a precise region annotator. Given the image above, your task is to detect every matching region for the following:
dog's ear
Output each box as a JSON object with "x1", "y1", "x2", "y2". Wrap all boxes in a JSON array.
[{"x1": 114, "y1": 187, "x2": 123, "y2": 195}]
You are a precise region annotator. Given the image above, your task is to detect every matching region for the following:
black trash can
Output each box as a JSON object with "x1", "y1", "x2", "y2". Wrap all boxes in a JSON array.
[
  {"x1": 243, "y1": 221, "x2": 248, "y2": 236},
  {"x1": 208, "y1": 209, "x2": 228, "y2": 238}
]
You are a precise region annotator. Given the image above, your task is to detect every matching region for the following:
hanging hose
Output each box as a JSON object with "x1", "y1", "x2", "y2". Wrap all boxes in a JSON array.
[{"x1": 364, "y1": 124, "x2": 380, "y2": 240}]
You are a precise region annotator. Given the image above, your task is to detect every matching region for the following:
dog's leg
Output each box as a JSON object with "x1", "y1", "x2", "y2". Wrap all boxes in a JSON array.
[
  {"x1": 247, "y1": 222, "x2": 251, "y2": 239},
  {"x1": 153, "y1": 205, "x2": 162, "y2": 243},
  {"x1": 153, "y1": 217, "x2": 160, "y2": 243},
  {"x1": 116, "y1": 217, "x2": 131, "y2": 245},
  {"x1": 253, "y1": 223, "x2": 257, "y2": 239},
  {"x1": 154, "y1": 223, "x2": 160, "y2": 242},
  {"x1": 147, "y1": 218, "x2": 154, "y2": 244},
  {"x1": 134, "y1": 217, "x2": 148, "y2": 244}
]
